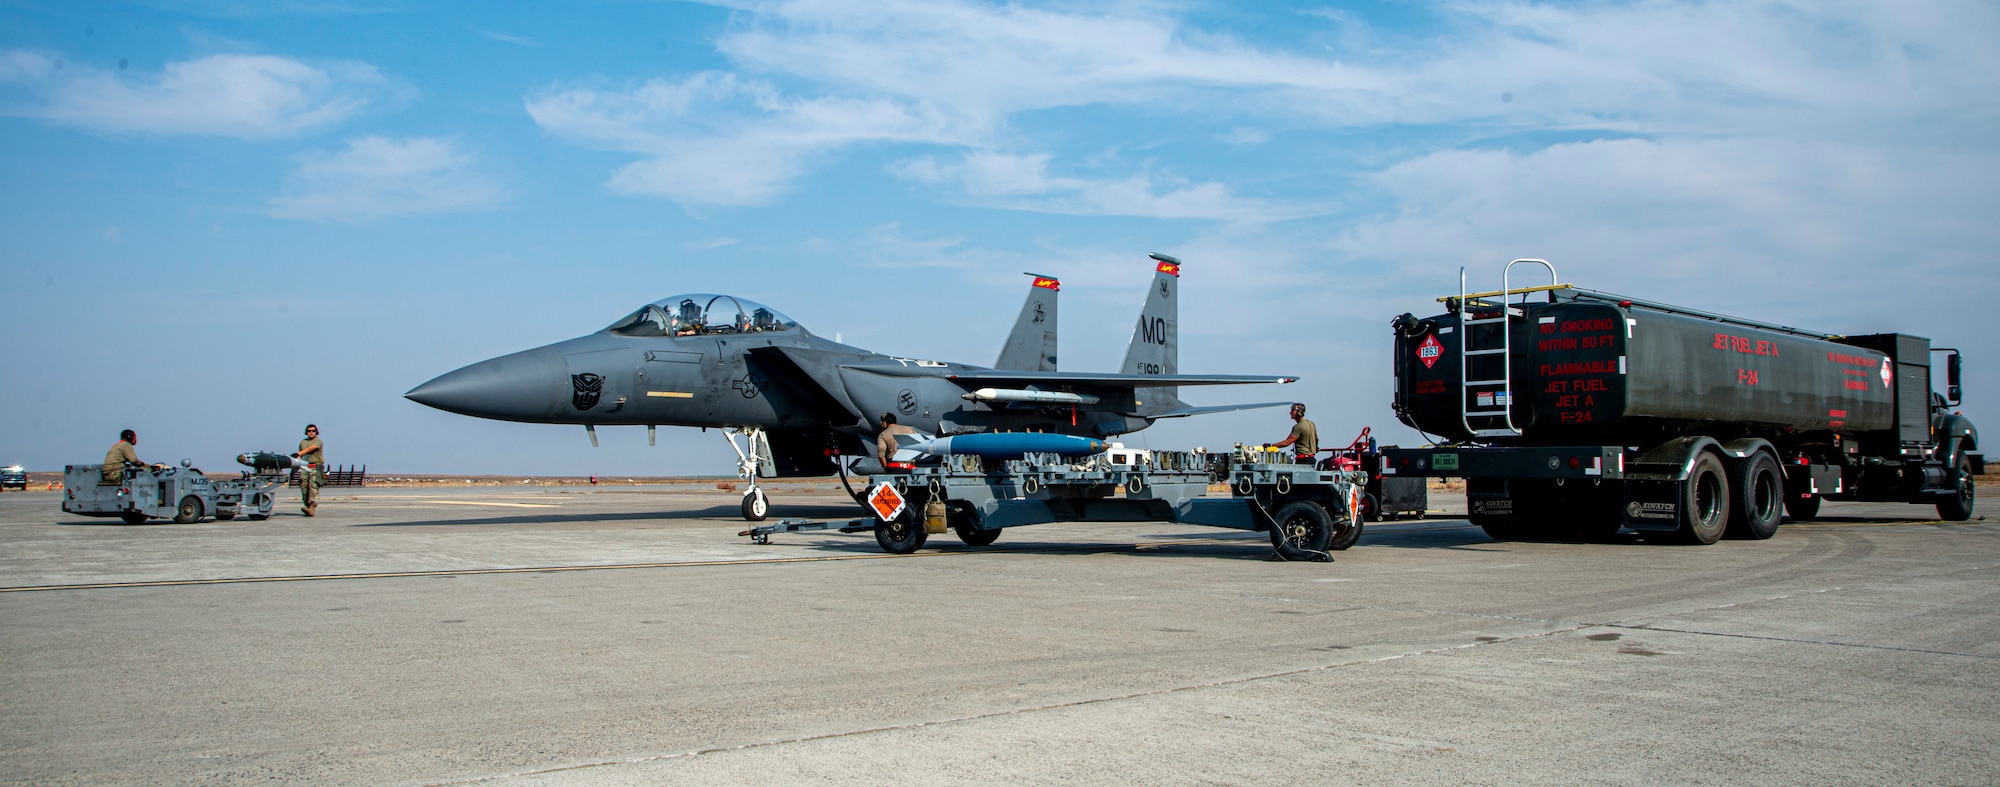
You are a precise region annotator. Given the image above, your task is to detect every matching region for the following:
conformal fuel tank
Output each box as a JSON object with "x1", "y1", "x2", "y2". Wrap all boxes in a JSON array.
[{"x1": 1392, "y1": 296, "x2": 1898, "y2": 445}]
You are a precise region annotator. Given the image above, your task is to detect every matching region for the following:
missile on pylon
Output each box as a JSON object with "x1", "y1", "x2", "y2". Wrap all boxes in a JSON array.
[
  {"x1": 961, "y1": 388, "x2": 1101, "y2": 405},
  {"x1": 901, "y1": 432, "x2": 1107, "y2": 459}
]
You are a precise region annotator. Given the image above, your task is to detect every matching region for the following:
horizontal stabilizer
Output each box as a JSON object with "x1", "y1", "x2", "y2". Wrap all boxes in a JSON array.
[{"x1": 1139, "y1": 400, "x2": 1296, "y2": 419}]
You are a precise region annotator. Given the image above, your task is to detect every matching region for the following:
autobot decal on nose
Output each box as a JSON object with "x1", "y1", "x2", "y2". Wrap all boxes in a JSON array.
[{"x1": 572, "y1": 373, "x2": 604, "y2": 410}]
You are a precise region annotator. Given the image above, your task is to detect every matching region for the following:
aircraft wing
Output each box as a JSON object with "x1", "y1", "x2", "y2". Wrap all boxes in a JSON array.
[
  {"x1": 1138, "y1": 400, "x2": 1295, "y2": 418},
  {"x1": 849, "y1": 367, "x2": 1297, "y2": 388},
  {"x1": 747, "y1": 347, "x2": 865, "y2": 426}
]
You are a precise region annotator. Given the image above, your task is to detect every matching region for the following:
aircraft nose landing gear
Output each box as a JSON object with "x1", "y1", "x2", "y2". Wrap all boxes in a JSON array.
[{"x1": 723, "y1": 427, "x2": 775, "y2": 521}]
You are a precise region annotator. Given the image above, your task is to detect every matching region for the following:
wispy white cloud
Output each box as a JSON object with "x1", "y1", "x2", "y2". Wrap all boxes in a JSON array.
[
  {"x1": 0, "y1": 50, "x2": 397, "y2": 139},
  {"x1": 267, "y1": 135, "x2": 508, "y2": 222},
  {"x1": 892, "y1": 151, "x2": 1311, "y2": 222},
  {"x1": 471, "y1": 28, "x2": 541, "y2": 47},
  {"x1": 526, "y1": 71, "x2": 968, "y2": 206}
]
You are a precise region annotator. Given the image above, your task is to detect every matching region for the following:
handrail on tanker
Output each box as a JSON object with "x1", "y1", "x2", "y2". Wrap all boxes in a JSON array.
[
  {"x1": 1458, "y1": 259, "x2": 1560, "y2": 438},
  {"x1": 1438, "y1": 282, "x2": 1574, "y2": 303}
]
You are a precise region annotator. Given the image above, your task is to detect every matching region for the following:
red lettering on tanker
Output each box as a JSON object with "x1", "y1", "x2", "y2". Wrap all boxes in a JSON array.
[
  {"x1": 1416, "y1": 334, "x2": 1443, "y2": 369},
  {"x1": 1713, "y1": 333, "x2": 1779, "y2": 356},
  {"x1": 1737, "y1": 369, "x2": 1759, "y2": 386},
  {"x1": 1541, "y1": 318, "x2": 1620, "y2": 334},
  {"x1": 1540, "y1": 361, "x2": 1620, "y2": 376},
  {"x1": 1413, "y1": 379, "x2": 1447, "y2": 395}
]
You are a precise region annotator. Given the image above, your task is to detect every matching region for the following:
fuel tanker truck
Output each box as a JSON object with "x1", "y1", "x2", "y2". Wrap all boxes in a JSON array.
[{"x1": 1381, "y1": 260, "x2": 1981, "y2": 545}]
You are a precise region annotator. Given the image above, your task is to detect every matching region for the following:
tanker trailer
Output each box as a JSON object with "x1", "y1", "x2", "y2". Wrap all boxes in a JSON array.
[{"x1": 1381, "y1": 259, "x2": 1981, "y2": 545}]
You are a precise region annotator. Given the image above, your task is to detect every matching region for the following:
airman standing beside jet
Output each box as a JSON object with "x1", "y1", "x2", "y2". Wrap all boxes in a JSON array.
[
  {"x1": 293, "y1": 424, "x2": 324, "y2": 517},
  {"x1": 876, "y1": 413, "x2": 916, "y2": 470},
  {"x1": 101, "y1": 429, "x2": 165, "y2": 485},
  {"x1": 1266, "y1": 403, "x2": 1319, "y2": 464}
]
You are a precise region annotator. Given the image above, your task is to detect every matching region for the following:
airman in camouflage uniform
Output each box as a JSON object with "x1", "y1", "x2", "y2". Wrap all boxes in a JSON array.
[{"x1": 294, "y1": 424, "x2": 324, "y2": 516}]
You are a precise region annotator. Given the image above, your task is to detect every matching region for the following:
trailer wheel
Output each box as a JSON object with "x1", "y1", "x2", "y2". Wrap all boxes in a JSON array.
[
  {"x1": 1357, "y1": 492, "x2": 1380, "y2": 522},
  {"x1": 1268, "y1": 501, "x2": 1333, "y2": 561},
  {"x1": 120, "y1": 511, "x2": 148, "y2": 525},
  {"x1": 875, "y1": 511, "x2": 927, "y2": 554},
  {"x1": 1327, "y1": 508, "x2": 1364, "y2": 551},
  {"x1": 1938, "y1": 454, "x2": 1975, "y2": 522},
  {"x1": 954, "y1": 522, "x2": 1001, "y2": 546},
  {"x1": 1727, "y1": 453, "x2": 1783, "y2": 539},
  {"x1": 173, "y1": 495, "x2": 204, "y2": 524},
  {"x1": 740, "y1": 488, "x2": 769, "y2": 522},
  {"x1": 1670, "y1": 452, "x2": 1729, "y2": 545}
]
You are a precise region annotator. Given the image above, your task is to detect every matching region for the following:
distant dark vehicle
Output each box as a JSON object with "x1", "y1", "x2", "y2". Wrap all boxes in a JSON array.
[
  {"x1": 0, "y1": 465, "x2": 26, "y2": 490},
  {"x1": 1320, "y1": 428, "x2": 1427, "y2": 521},
  {"x1": 1384, "y1": 260, "x2": 1980, "y2": 545}
]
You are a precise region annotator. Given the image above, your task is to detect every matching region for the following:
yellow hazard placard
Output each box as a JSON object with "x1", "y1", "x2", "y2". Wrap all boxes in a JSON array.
[{"x1": 867, "y1": 482, "x2": 907, "y2": 522}]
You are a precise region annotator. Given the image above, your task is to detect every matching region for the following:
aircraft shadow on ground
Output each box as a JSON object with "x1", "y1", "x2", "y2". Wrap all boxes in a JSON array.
[{"x1": 350, "y1": 504, "x2": 866, "y2": 528}]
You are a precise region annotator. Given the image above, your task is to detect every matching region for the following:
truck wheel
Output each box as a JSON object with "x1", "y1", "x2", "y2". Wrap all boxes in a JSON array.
[
  {"x1": 173, "y1": 495, "x2": 204, "y2": 524},
  {"x1": 120, "y1": 511, "x2": 148, "y2": 526},
  {"x1": 1938, "y1": 455, "x2": 1976, "y2": 522},
  {"x1": 1268, "y1": 501, "x2": 1334, "y2": 560},
  {"x1": 1470, "y1": 513, "x2": 1521, "y2": 541},
  {"x1": 1726, "y1": 453, "x2": 1783, "y2": 540},
  {"x1": 1671, "y1": 452, "x2": 1729, "y2": 545},
  {"x1": 874, "y1": 512, "x2": 927, "y2": 554},
  {"x1": 740, "y1": 488, "x2": 769, "y2": 522},
  {"x1": 1784, "y1": 491, "x2": 1820, "y2": 521}
]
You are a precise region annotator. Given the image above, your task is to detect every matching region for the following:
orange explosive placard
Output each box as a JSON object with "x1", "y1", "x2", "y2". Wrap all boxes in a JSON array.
[{"x1": 867, "y1": 482, "x2": 907, "y2": 521}]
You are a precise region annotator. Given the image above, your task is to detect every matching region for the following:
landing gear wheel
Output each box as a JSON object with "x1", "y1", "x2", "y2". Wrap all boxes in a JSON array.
[
  {"x1": 174, "y1": 495, "x2": 204, "y2": 524},
  {"x1": 954, "y1": 522, "x2": 1001, "y2": 546},
  {"x1": 875, "y1": 512, "x2": 927, "y2": 554},
  {"x1": 1671, "y1": 452, "x2": 1729, "y2": 545},
  {"x1": 1938, "y1": 454, "x2": 1976, "y2": 522},
  {"x1": 120, "y1": 511, "x2": 148, "y2": 525},
  {"x1": 1268, "y1": 500, "x2": 1334, "y2": 561},
  {"x1": 1357, "y1": 492, "x2": 1380, "y2": 522},
  {"x1": 740, "y1": 488, "x2": 769, "y2": 522},
  {"x1": 1727, "y1": 453, "x2": 1783, "y2": 539}
]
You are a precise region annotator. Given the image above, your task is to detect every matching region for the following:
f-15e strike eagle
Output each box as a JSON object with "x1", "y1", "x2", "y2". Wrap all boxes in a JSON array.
[{"x1": 405, "y1": 254, "x2": 1296, "y2": 519}]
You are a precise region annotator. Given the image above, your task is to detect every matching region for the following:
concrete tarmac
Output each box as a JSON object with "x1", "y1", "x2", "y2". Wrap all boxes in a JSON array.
[{"x1": 1, "y1": 484, "x2": 1995, "y2": 785}]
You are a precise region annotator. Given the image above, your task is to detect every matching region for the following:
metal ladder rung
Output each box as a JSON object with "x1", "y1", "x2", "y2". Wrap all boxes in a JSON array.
[
  {"x1": 1465, "y1": 409, "x2": 1511, "y2": 417},
  {"x1": 1465, "y1": 379, "x2": 1509, "y2": 386},
  {"x1": 1463, "y1": 317, "x2": 1508, "y2": 326},
  {"x1": 1464, "y1": 349, "x2": 1507, "y2": 356}
]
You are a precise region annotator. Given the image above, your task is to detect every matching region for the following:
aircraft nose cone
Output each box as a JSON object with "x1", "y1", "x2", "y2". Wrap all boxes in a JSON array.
[{"x1": 405, "y1": 347, "x2": 568, "y2": 422}]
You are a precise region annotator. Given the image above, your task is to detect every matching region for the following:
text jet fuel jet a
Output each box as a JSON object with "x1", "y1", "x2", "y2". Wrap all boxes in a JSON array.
[{"x1": 406, "y1": 254, "x2": 1296, "y2": 519}]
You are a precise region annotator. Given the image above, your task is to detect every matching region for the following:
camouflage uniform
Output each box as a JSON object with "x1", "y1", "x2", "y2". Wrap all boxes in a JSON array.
[
  {"x1": 101, "y1": 440, "x2": 142, "y2": 485},
  {"x1": 297, "y1": 436, "x2": 324, "y2": 514}
]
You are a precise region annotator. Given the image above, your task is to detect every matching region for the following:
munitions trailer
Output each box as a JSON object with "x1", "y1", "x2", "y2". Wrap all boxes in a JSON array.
[
  {"x1": 744, "y1": 447, "x2": 1365, "y2": 560},
  {"x1": 63, "y1": 461, "x2": 283, "y2": 524}
]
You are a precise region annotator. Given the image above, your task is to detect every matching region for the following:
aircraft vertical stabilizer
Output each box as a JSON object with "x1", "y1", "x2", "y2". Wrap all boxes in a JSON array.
[
  {"x1": 1122, "y1": 255, "x2": 1182, "y2": 411},
  {"x1": 995, "y1": 273, "x2": 1059, "y2": 371}
]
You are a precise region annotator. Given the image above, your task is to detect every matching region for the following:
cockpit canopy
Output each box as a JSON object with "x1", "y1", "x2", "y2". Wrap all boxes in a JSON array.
[{"x1": 605, "y1": 294, "x2": 800, "y2": 337}]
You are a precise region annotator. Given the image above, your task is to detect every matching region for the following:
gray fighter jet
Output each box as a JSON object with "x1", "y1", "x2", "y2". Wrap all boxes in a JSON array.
[{"x1": 406, "y1": 254, "x2": 1295, "y2": 519}]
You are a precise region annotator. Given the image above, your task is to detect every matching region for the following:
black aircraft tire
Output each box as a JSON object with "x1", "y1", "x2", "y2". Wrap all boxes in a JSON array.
[
  {"x1": 1327, "y1": 509, "x2": 1364, "y2": 551},
  {"x1": 1268, "y1": 501, "x2": 1333, "y2": 561},
  {"x1": 1938, "y1": 454, "x2": 1976, "y2": 522},
  {"x1": 120, "y1": 510, "x2": 148, "y2": 526},
  {"x1": 875, "y1": 512, "x2": 927, "y2": 554},
  {"x1": 740, "y1": 489, "x2": 769, "y2": 522},
  {"x1": 1726, "y1": 453, "x2": 1783, "y2": 540},
  {"x1": 174, "y1": 495, "x2": 203, "y2": 524},
  {"x1": 1785, "y1": 490, "x2": 1821, "y2": 522},
  {"x1": 954, "y1": 522, "x2": 1001, "y2": 546},
  {"x1": 1672, "y1": 452, "x2": 1730, "y2": 545}
]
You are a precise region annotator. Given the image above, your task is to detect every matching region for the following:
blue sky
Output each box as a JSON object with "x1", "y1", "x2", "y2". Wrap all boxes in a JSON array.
[{"x1": 1, "y1": 0, "x2": 1994, "y2": 476}]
